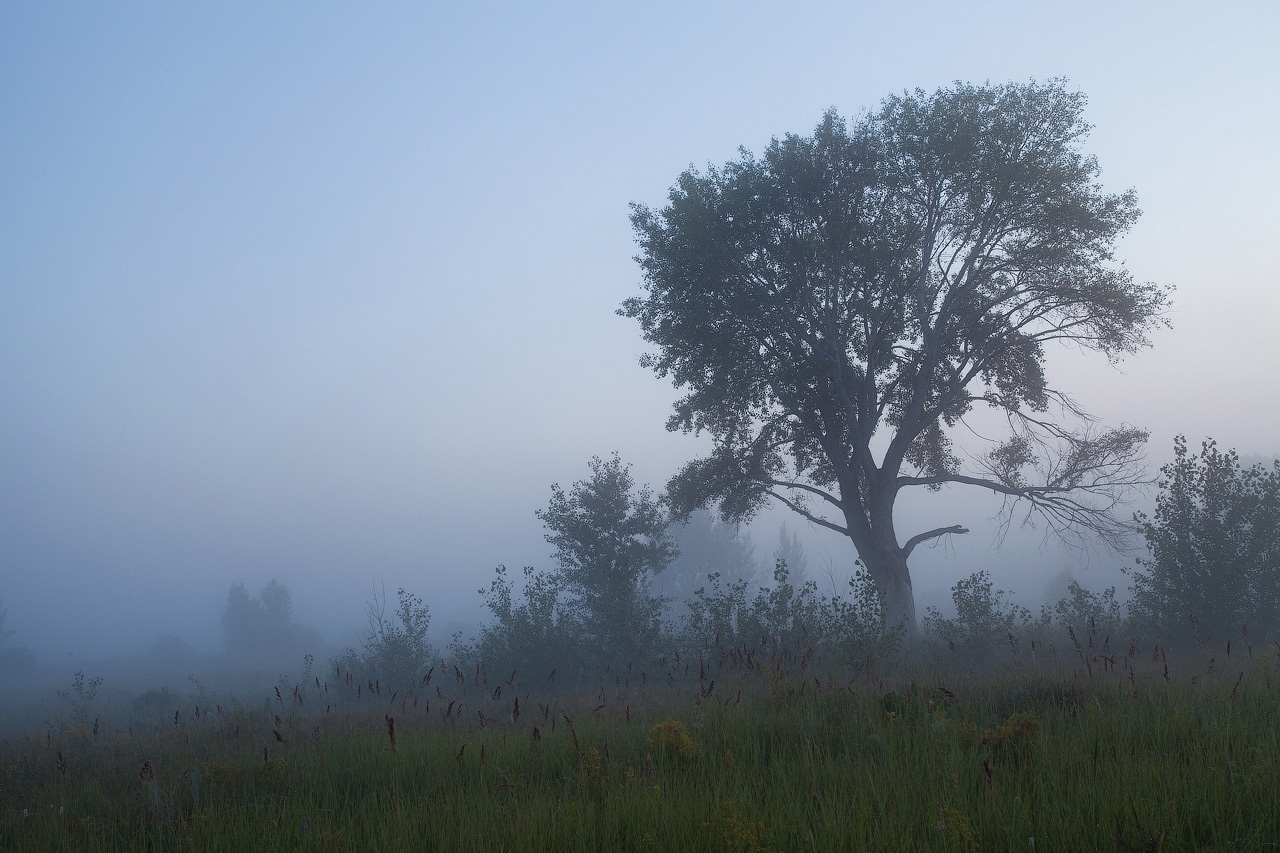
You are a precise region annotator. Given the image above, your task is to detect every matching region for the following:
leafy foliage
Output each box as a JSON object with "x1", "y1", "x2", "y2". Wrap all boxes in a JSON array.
[
  {"x1": 57, "y1": 671, "x2": 103, "y2": 728},
  {"x1": 1052, "y1": 580, "x2": 1125, "y2": 641},
  {"x1": 472, "y1": 564, "x2": 581, "y2": 680},
  {"x1": 1129, "y1": 436, "x2": 1280, "y2": 644}
]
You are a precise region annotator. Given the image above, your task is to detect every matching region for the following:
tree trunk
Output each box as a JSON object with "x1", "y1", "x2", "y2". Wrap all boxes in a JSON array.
[
  {"x1": 850, "y1": 482, "x2": 922, "y2": 640},
  {"x1": 859, "y1": 545, "x2": 920, "y2": 640}
]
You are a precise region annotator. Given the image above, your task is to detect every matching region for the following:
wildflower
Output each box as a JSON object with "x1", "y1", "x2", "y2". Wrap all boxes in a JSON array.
[
  {"x1": 646, "y1": 719, "x2": 696, "y2": 759},
  {"x1": 982, "y1": 712, "x2": 1040, "y2": 748}
]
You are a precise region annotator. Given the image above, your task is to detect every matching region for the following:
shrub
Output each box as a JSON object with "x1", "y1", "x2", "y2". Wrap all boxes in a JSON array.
[
  {"x1": 683, "y1": 560, "x2": 902, "y2": 675},
  {"x1": 1052, "y1": 581, "x2": 1125, "y2": 641},
  {"x1": 924, "y1": 571, "x2": 1039, "y2": 662},
  {"x1": 469, "y1": 564, "x2": 582, "y2": 680}
]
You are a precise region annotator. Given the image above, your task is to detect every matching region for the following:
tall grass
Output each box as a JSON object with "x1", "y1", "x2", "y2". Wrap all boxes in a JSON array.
[{"x1": 3, "y1": 639, "x2": 1278, "y2": 851}]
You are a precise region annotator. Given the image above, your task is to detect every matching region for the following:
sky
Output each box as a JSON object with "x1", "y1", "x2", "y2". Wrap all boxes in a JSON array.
[{"x1": 2, "y1": 1, "x2": 1277, "y2": 660}]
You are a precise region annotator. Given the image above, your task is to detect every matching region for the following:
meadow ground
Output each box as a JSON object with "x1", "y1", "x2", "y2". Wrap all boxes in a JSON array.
[{"x1": 2, "y1": 641, "x2": 1278, "y2": 852}]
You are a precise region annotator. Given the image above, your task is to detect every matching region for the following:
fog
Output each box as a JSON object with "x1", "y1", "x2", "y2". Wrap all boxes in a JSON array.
[{"x1": 2, "y1": 3, "x2": 1277, "y2": 703}]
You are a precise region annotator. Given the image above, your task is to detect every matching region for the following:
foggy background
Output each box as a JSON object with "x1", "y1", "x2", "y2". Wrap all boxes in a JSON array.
[{"x1": 2, "y1": 2, "x2": 1277, "y2": 677}]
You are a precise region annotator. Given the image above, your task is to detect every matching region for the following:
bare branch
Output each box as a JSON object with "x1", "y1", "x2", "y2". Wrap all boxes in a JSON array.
[{"x1": 902, "y1": 524, "x2": 970, "y2": 559}]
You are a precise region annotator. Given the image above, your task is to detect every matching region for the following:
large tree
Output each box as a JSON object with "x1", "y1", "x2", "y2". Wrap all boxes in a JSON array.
[{"x1": 622, "y1": 80, "x2": 1169, "y2": 636}]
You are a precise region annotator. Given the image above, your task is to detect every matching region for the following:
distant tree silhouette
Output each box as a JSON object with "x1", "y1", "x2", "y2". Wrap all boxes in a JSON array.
[
  {"x1": 773, "y1": 523, "x2": 810, "y2": 587},
  {"x1": 662, "y1": 509, "x2": 759, "y2": 616},
  {"x1": 222, "y1": 580, "x2": 322, "y2": 661},
  {"x1": 0, "y1": 596, "x2": 37, "y2": 677}
]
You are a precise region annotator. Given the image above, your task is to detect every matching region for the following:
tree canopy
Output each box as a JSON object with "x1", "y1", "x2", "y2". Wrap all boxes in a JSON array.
[{"x1": 623, "y1": 80, "x2": 1169, "y2": 634}]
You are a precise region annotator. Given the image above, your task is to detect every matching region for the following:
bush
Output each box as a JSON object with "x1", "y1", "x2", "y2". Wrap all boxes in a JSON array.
[
  {"x1": 825, "y1": 565, "x2": 905, "y2": 672},
  {"x1": 684, "y1": 560, "x2": 821, "y2": 654},
  {"x1": 469, "y1": 564, "x2": 582, "y2": 681},
  {"x1": 647, "y1": 718, "x2": 697, "y2": 759},
  {"x1": 924, "y1": 571, "x2": 1040, "y2": 663},
  {"x1": 1052, "y1": 581, "x2": 1125, "y2": 642},
  {"x1": 683, "y1": 560, "x2": 902, "y2": 675}
]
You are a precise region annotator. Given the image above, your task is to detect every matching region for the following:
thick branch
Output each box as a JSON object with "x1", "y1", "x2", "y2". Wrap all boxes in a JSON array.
[{"x1": 901, "y1": 524, "x2": 970, "y2": 559}]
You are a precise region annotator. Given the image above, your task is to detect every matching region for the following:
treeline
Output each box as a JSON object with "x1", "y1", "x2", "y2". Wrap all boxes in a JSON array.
[
  {"x1": 312, "y1": 437, "x2": 1280, "y2": 689},
  {"x1": 3, "y1": 437, "x2": 1271, "y2": 692}
]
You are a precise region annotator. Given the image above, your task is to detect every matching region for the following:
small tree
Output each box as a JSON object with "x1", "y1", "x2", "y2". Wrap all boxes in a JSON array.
[
  {"x1": 58, "y1": 671, "x2": 103, "y2": 728},
  {"x1": 1129, "y1": 436, "x2": 1280, "y2": 644},
  {"x1": 334, "y1": 586, "x2": 435, "y2": 688},
  {"x1": 537, "y1": 454, "x2": 678, "y2": 668}
]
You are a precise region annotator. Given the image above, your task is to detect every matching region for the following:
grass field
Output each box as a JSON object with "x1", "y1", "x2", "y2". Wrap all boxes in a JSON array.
[{"x1": 3, "y1": 641, "x2": 1279, "y2": 851}]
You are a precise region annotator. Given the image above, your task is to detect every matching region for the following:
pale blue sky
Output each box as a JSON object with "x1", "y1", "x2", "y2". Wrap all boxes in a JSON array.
[{"x1": 2, "y1": 1, "x2": 1277, "y2": 657}]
